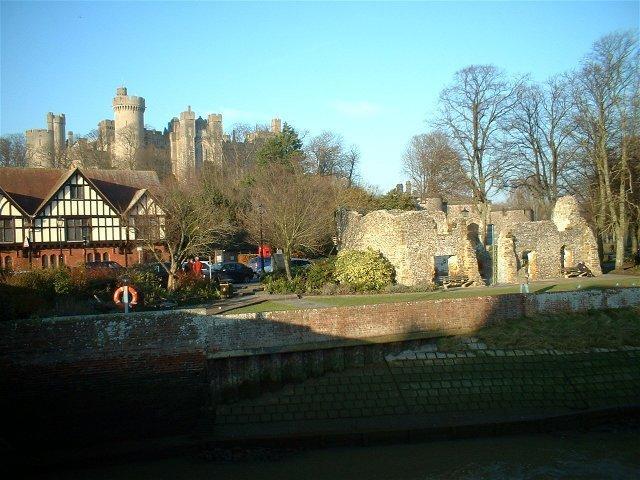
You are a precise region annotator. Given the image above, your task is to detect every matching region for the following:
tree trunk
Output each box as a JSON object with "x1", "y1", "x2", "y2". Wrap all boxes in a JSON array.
[
  {"x1": 167, "y1": 266, "x2": 179, "y2": 292},
  {"x1": 630, "y1": 224, "x2": 637, "y2": 259},
  {"x1": 283, "y1": 249, "x2": 292, "y2": 281}
]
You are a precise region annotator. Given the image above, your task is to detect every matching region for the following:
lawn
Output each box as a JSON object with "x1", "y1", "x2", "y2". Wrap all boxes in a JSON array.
[
  {"x1": 437, "y1": 307, "x2": 640, "y2": 351},
  {"x1": 227, "y1": 275, "x2": 640, "y2": 314}
]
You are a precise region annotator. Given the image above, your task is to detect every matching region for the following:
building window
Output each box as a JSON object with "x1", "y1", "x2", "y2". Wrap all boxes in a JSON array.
[
  {"x1": 103, "y1": 252, "x2": 109, "y2": 262},
  {"x1": 66, "y1": 218, "x2": 91, "y2": 242},
  {"x1": 0, "y1": 218, "x2": 14, "y2": 243},
  {"x1": 69, "y1": 184, "x2": 85, "y2": 200},
  {"x1": 42, "y1": 255, "x2": 49, "y2": 268},
  {"x1": 86, "y1": 252, "x2": 94, "y2": 262},
  {"x1": 4, "y1": 255, "x2": 13, "y2": 269},
  {"x1": 131, "y1": 215, "x2": 161, "y2": 240}
]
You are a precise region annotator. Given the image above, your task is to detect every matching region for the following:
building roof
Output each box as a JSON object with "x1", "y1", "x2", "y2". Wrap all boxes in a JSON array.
[{"x1": 0, "y1": 167, "x2": 161, "y2": 216}]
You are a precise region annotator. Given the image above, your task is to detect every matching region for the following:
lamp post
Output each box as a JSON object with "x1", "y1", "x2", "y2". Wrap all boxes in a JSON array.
[
  {"x1": 56, "y1": 217, "x2": 64, "y2": 266},
  {"x1": 24, "y1": 218, "x2": 33, "y2": 268},
  {"x1": 82, "y1": 235, "x2": 88, "y2": 262},
  {"x1": 257, "y1": 203, "x2": 265, "y2": 273}
]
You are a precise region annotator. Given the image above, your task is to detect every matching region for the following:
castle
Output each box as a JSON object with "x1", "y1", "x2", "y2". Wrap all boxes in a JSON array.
[{"x1": 25, "y1": 87, "x2": 282, "y2": 181}]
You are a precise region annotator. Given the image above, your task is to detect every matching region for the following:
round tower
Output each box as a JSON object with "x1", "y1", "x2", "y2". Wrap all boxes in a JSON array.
[
  {"x1": 52, "y1": 113, "x2": 66, "y2": 153},
  {"x1": 112, "y1": 86, "x2": 145, "y2": 168}
]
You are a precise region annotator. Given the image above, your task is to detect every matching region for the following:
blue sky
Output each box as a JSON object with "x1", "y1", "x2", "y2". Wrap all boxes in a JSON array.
[{"x1": 1, "y1": 1, "x2": 638, "y2": 189}]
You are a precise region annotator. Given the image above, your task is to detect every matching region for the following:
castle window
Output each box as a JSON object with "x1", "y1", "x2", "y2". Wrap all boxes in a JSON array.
[
  {"x1": 69, "y1": 184, "x2": 85, "y2": 200},
  {"x1": 66, "y1": 218, "x2": 91, "y2": 242},
  {"x1": 0, "y1": 218, "x2": 14, "y2": 243}
]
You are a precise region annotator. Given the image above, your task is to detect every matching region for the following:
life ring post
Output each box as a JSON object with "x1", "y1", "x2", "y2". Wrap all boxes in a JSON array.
[{"x1": 113, "y1": 278, "x2": 139, "y2": 314}]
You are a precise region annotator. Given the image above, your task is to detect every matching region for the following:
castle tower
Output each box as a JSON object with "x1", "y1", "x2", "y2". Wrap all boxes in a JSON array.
[
  {"x1": 112, "y1": 86, "x2": 145, "y2": 169},
  {"x1": 206, "y1": 113, "x2": 223, "y2": 165},
  {"x1": 25, "y1": 112, "x2": 67, "y2": 168},
  {"x1": 169, "y1": 106, "x2": 196, "y2": 182},
  {"x1": 52, "y1": 113, "x2": 66, "y2": 153},
  {"x1": 271, "y1": 117, "x2": 282, "y2": 134},
  {"x1": 25, "y1": 127, "x2": 54, "y2": 168}
]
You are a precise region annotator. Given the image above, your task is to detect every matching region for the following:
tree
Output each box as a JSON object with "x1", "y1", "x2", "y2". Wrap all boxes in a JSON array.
[
  {"x1": 402, "y1": 131, "x2": 471, "y2": 199},
  {"x1": 256, "y1": 123, "x2": 303, "y2": 166},
  {"x1": 505, "y1": 77, "x2": 575, "y2": 219},
  {"x1": 571, "y1": 31, "x2": 638, "y2": 267},
  {"x1": 0, "y1": 134, "x2": 27, "y2": 167},
  {"x1": 142, "y1": 178, "x2": 237, "y2": 291},
  {"x1": 437, "y1": 65, "x2": 524, "y2": 235},
  {"x1": 305, "y1": 131, "x2": 360, "y2": 186},
  {"x1": 245, "y1": 163, "x2": 338, "y2": 280}
]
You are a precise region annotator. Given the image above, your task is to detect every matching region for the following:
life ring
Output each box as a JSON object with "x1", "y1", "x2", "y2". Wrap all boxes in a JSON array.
[{"x1": 113, "y1": 285, "x2": 139, "y2": 306}]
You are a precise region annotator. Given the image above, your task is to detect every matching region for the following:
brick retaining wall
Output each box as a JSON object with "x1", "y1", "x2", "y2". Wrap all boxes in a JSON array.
[{"x1": 1, "y1": 288, "x2": 638, "y2": 452}]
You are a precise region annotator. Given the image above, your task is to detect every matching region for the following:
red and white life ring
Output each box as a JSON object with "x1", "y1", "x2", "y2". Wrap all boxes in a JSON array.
[{"x1": 113, "y1": 285, "x2": 139, "y2": 306}]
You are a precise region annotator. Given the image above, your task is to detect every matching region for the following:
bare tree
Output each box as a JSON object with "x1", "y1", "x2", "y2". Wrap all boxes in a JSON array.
[
  {"x1": 402, "y1": 131, "x2": 471, "y2": 199},
  {"x1": 306, "y1": 131, "x2": 344, "y2": 175},
  {"x1": 505, "y1": 77, "x2": 575, "y2": 218},
  {"x1": 245, "y1": 163, "x2": 338, "y2": 280},
  {"x1": 343, "y1": 145, "x2": 360, "y2": 187},
  {"x1": 572, "y1": 31, "x2": 638, "y2": 267},
  {"x1": 141, "y1": 178, "x2": 237, "y2": 291},
  {"x1": 0, "y1": 134, "x2": 27, "y2": 167},
  {"x1": 437, "y1": 65, "x2": 524, "y2": 233}
]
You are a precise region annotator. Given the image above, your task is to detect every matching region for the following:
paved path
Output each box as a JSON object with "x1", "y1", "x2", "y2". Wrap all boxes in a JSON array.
[{"x1": 210, "y1": 348, "x2": 640, "y2": 441}]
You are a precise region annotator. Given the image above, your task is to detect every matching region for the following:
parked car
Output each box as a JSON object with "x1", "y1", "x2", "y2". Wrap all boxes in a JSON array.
[
  {"x1": 83, "y1": 261, "x2": 122, "y2": 270},
  {"x1": 248, "y1": 256, "x2": 273, "y2": 273},
  {"x1": 136, "y1": 262, "x2": 171, "y2": 287},
  {"x1": 248, "y1": 256, "x2": 312, "y2": 273},
  {"x1": 208, "y1": 262, "x2": 254, "y2": 284}
]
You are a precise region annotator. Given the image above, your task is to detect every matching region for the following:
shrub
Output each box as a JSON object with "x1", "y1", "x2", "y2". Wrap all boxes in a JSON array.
[
  {"x1": 334, "y1": 248, "x2": 395, "y2": 291},
  {"x1": 305, "y1": 257, "x2": 337, "y2": 291},
  {"x1": 6, "y1": 268, "x2": 58, "y2": 299},
  {"x1": 169, "y1": 275, "x2": 220, "y2": 305},
  {"x1": 119, "y1": 269, "x2": 167, "y2": 307},
  {"x1": 262, "y1": 271, "x2": 306, "y2": 295}
]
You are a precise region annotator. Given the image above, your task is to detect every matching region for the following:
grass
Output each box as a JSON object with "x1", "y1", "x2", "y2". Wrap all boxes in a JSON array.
[
  {"x1": 437, "y1": 307, "x2": 640, "y2": 352},
  {"x1": 227, "y1": 275, "x2": 640, "y2": 314}
]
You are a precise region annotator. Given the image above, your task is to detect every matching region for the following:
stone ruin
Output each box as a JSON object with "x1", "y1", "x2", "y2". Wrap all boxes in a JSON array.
[{"x1": 339, "y1": 196, "x2": 601, "y2": 286}]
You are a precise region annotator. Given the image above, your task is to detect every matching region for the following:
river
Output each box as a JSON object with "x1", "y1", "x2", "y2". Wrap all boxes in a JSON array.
[{"x1": 33, "y1": 428, "x2": 640, "y2": 480}]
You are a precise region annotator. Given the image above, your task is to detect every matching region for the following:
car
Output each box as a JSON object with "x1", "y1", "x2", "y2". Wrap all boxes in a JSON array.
[
  {"x1": 248, "y1": 256, "x2": 312, "y2": 273},
  {"x1": 136, "y1": 262, "x2": 171, "y2": 287},
  {"x1": 248, "y1": 256, "x2": 273, "y2": 273},
  {"x1": 208, "y1": 262, "x2": 254, "y2": 284},
  {"x1": 290, "y1": 258, "x2": 312, "y2": 269},
  {"x1": 84, "y1": 261, "x2": 123, "y2": 270}
]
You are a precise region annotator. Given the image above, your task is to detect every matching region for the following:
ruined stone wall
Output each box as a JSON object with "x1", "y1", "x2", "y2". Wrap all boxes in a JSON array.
[
  {"x1": 341, "y1": 209, "x2": 482, "y2": 286},
  {"x1": 342, "y1": 196, "x2": 600, "y2": 286},
  {"x1": 496, "y1": 197, "x2": 601, "y2": 282}
]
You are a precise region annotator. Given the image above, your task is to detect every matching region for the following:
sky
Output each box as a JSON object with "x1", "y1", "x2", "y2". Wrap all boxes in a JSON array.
[{"x1": 1, "y1": 1, "x2": 638, "y2": 189}]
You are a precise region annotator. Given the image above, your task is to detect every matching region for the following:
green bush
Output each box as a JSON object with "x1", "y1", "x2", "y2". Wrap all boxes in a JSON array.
[
  {"x1": 119, "y1": 269, "x2": 167, "y2": 307},
  {"x1": 305, "y1": 257, "x2": 337, "y2": 291},
  {"x1": 262, "y1": 271, "x2": 306, "y2": 295},
  {"x1": 334, "y1": 248, "x2": 395, "y2": 291},
  {"x1": 169, "y1": 275, "x2": 220, "y2": 305}
]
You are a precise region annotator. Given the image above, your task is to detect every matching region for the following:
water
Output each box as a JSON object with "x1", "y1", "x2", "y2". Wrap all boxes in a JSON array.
[{"x1": 32, "y1": 430, "x2": 640, "y2": 480}]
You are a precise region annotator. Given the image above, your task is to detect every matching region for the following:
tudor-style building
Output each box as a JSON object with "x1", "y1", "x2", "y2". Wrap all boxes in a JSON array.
[{"x1": 0, "y1": 167, "x2": 165, "y2": 270}]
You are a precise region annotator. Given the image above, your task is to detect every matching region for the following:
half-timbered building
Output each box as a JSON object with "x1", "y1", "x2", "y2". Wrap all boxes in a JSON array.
[{"x1": 0, "y1": 167, "x2": 165, "y2": 270}]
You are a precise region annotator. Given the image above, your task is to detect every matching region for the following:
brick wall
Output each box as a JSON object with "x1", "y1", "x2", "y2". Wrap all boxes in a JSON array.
[{"x1": 1, "y1": 288, "x2": 638, "y2": 451}]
